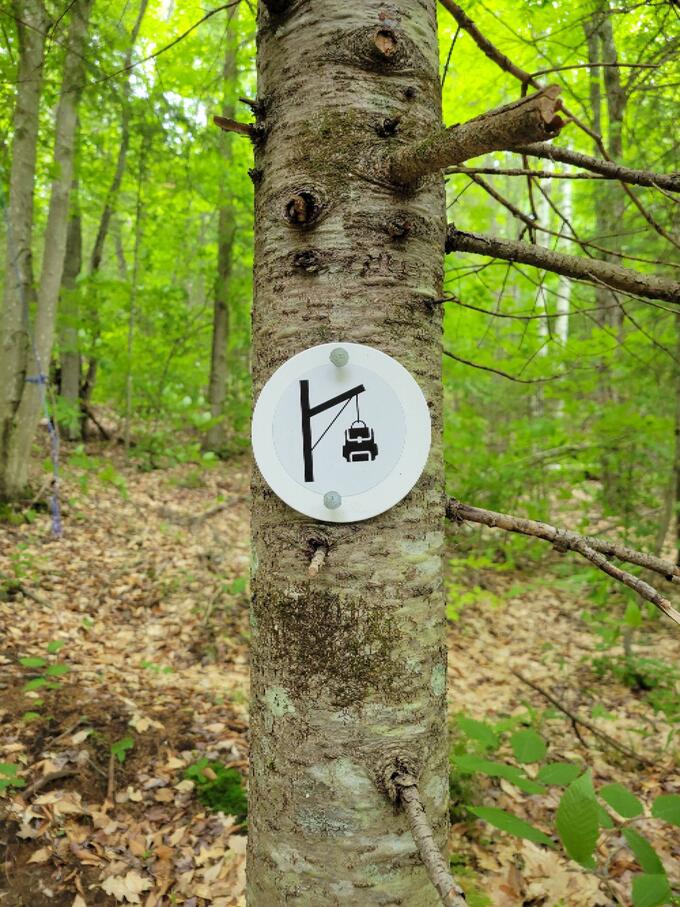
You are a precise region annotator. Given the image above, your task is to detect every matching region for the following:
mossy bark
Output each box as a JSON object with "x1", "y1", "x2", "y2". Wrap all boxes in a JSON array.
[{"x1": 248, "y1": 1, "x2": 447, "y2": 903}]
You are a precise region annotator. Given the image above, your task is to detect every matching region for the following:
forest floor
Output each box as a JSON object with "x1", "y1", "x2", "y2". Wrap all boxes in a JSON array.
[{"x1": 0, "y1": 446, "x2": 678, "y2": 907}]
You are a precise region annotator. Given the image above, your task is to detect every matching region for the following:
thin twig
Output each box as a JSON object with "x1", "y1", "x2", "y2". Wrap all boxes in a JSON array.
[
  {"x1": 394, "y1": 773, "x2": 468, "y2": 906},
  {"x1": 106, "y1": 752, "x2": 115, "y2": 803},
  {"x1": 512, "y1": 671, "x2": 654, "y2": 766},
  {"x1": 446, "y1": 499, "x2": 680, "y2": 625},
  {"x1": 444, "y1": 349, "x2": 562, "y2": 384},
  {"x1": 23, "y1": 768, "x2": 78, "y2": 799}
]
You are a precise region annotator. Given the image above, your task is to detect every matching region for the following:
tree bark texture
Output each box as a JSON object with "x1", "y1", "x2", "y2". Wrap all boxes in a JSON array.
[
  {"x1": 205, "y1": 4, "x2": 239, "y2": 453},
  {"x1": 391, "y1": 86, "x2": 563, "y2": 185},
  {"x1": 0, "y1": 0, "x2": 48, "y2": 501},
  {"x1": 0, "y1": 0, "x2": 92, "y2": 500},
  {"x1": 445, "y1": 228, "x2": 680, "y2": 303},
  {"x1": 248, "y1": 1, "x2": 448, "y2": 904}
]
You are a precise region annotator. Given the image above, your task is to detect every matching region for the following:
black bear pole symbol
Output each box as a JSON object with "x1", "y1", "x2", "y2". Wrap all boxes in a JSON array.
[{"x1": 299, "y1": 380, "x2": 379, "y2": 483}]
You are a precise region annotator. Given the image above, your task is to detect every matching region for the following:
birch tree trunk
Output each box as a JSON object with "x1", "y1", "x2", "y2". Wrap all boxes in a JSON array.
[
  {"x1": 0, "y1": 0, "x2": 48, "y2": 501},
  {"x1": 0, "y1": 0, "x2": 93, "y2": 500},
  {"x1": 248, "y1": 2, "x2": 447, "y2": 903},
  {"x1": 204, "y1": 4, "x2": 239, "y2": 454}
]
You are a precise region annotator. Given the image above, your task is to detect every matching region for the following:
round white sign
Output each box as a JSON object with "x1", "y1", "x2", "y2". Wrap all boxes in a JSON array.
[{"x1": 251, "y1": 342, "x2": 431, "y2": 522}]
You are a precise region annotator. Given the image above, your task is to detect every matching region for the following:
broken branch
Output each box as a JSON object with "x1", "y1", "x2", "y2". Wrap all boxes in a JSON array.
[
  {"x1": 514, "y1": 142, "x2": 680, "y2": 193},
  {"x1": 394, "y1": 773, "x2": 468, "y2": 907},
  {"x1": 446, "y1": 499, "x2": 680, "y2": 625},
  {"x1": 391, "y1": 87, "x2": 564, "y2": 185},
  {"x1": 512, "y1": 671, "x2": 653, "y2": 766},
  {"x1": 446, "y1": 227, "x2": 680, "y2": 304},
  {"x1": 213, "y1": 115, "x2": 263, "y2": 141}
]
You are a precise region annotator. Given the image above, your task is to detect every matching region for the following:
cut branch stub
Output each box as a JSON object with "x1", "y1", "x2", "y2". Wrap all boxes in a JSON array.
[
  {"x1": 284, "y1": 191, "x2": 323, "y2": 228},
  {"x1": 390, "y1": 85, "x2": 565, "y2": 186},
  {"x1": 373, "y1": 27, "x2": 398, "y2": 60}
]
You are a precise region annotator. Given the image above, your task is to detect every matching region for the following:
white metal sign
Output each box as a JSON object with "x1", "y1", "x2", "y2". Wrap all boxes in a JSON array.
[{"x1": 251, "y1": 342, "x2": 431, "y2": 522}]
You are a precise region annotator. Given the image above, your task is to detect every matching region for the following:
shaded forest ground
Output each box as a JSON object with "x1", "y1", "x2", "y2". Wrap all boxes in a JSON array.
[{"x1": 0, "y1": 445, "x2": 678, "y2": 906}]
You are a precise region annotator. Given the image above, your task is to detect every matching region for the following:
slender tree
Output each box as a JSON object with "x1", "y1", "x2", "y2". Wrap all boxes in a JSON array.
[
  {"x1": 205, "y1": 3, "x2": 240, "y2": 453},
  {"x1": 0, "y1": 0, "x2": 92, "y2": 500}
]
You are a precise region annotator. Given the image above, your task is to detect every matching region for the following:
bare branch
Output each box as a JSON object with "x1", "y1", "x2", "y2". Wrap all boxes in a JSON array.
[
  {"x1": 391, "y1": 87, "x2": 565, "y2": 185},
  {"x1": 394, "y1": 773, "x2": 468, "y2": 907},
  {"x1": 512, "y1": 671, "x2": 654, "y2": 765},
  {"x1": 446, "y1": 227, "x2": 680, "y2": 303},
  {"x1": 448, "y1": 165, "x2": 609, "y2": 181},
  {"x1": 514, "y1": 142, "x2": 680, "y2": 193},
  {"x1": 446, "y1": 499, "x2": 680, "y2": 625},
  {"x1": 437, "y1": 0, "x2": 603, "y2": 148},
  {"x1": 444, "y1": 349, "x2": 562, "y2": 383}
]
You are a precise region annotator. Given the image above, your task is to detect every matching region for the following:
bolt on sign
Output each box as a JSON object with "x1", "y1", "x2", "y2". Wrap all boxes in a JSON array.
[{"x1": 252, "y1": 342, "x2": 431, "y2": 522}]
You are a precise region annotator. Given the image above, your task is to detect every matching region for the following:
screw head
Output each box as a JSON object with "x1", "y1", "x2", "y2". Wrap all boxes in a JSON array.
[
  {"x1": 329, "y1": 347, "x2": 349, "y2": 368},
  {"x1": 323, "y1": 491, "x2": 342, "y2": 510}
]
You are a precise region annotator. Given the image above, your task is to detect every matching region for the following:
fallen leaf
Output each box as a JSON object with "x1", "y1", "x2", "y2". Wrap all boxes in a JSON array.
[{"x1": 101, "y1": 870, "x2": 153, "y2": 904}]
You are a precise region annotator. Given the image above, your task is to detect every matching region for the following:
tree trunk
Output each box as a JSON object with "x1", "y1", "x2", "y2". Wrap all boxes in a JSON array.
[
  {"x1": 59, "y1": 175, "x2": 83, "y2": 441},
  {"x1": 0, "y1": 0, "x2": 93, "y2": 499},
  {"x1": 0, "y1": 0, "x2": 48, "y2": 501},
  {"x1": 248, "y1": 2, "x2": 447, "y2": 903},
  {"x1": 80, "y1": 0, "x2": 149, "y2": 414},
  {"x1": 204, "y1": 4, "x2": 239, "y2": 454}
]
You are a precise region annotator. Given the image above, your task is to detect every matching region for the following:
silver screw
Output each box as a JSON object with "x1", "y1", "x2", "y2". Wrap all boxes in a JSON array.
[
  {"x1": 329, "y1": 347, "x2": 349, "y2": 368},
  {"x1": 323, "y1": 491, "x2": 342, "y2": 509}
]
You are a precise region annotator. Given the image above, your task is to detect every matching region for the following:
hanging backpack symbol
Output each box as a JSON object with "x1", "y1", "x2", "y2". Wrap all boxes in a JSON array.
[{"x1": 342, "y1": 420, "x2": 378, "y2": 463}]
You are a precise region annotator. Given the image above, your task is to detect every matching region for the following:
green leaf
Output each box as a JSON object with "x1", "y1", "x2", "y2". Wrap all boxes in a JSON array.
[
  {"x1": 510, "y1": 729, "x2": 547, "y2": 764},
  {"x1": 46, "y1": 640, "x2": 65, "y2": 654},
  {"x1": 111, "y1": 736, "x2": 134, "y2": 764},
  {"x1": 23, "y1": 678, "x2": 48, "y2": 691},
  {"x1": 623, "y1": 829, "x2": 664, "y2": 875},
  {"x1": 45, "y1": 664, "x2": 70, "y2": 677},
  {"x1": 599, "y1": 783, "x2": 643, "y2": 818},
  {"x1": 597, "y1": 804, "x2": 615, "y2": 829},
  {"x1": 19, "y1": 656, "x2": 46, "y2": 668},
  {"x1": 631, "y1": 873, "x2": 672, "y2": 907},
  {"x1": 22, "y1": 712, "x2": 42, "y2": 723},
  {"x1": 537, "y1": 763, "x2": 581, "y2": 786},
  {"x1": 555, "y1": 772, "x2": 599, "y2": 868},
  {"x1": 651, "y1": 794, "x2": 680, "y2": 827},
  {"x1": 0, "y1": 763, "x2": 18, "y2": 777},
  {"x1": 467, "y1": 806, "x2": 553, "y2": 847},
  {"x1": 456, "y1": 716, "x2": 500, "y2": 751},
  {"x1": 452, "y1": 755, "x2": 546, "y2": 794}
]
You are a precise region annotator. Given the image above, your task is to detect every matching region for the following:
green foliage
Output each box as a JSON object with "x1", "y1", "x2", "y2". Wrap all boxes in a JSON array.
[
  {"x1": 18, "y1": 641, "x2": 70, "y2": 695},
  {"x1": 111, "y1": 737, "x2": 135, "y2": 764},
  {"x1": 510, "y1": 729, "x2": 547, "y2": 764},
  {"x1": 184, "y1": 759, "x2": 247, "y2": 822},
  {"x1": 453, "y1": 716, "x2": 677, "y2": 902},
  {"x1": 0, "y1": 762, "x2": 26, "y2": 793},
  {"x1": 651, "y1": 794, "x2": 680, "y2": 827},
  {"x1": 599, "y1": 783, "x2": 644, "y2": 819},
  {"x1": 631, "y1": 874, "x2": 673, "y2": 907},
  {"x1": 467, "y1": 806, "x2": 553, "y2": 847},
  {"x1": 555, "y1": 772, "x2": 599, "y2": 869}
]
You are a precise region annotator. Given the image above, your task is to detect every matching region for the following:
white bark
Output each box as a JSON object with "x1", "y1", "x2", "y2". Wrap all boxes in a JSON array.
[{"x1": 555, "y1": 178, "x2": 572, "y2": 346}]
